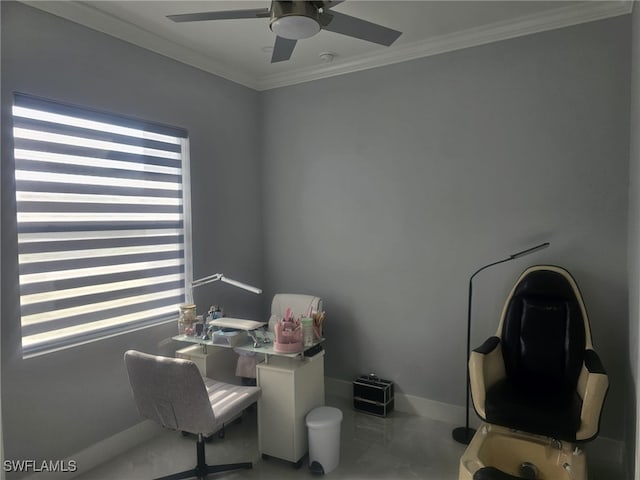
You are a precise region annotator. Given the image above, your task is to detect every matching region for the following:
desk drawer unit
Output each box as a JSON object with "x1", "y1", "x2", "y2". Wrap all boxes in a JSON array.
[
  {"x1": 257, "y1": 351, "x2": 325, "y2": 465},
  {"x1": 353, "y1": 375, "x2": 394, "y2": 417}
]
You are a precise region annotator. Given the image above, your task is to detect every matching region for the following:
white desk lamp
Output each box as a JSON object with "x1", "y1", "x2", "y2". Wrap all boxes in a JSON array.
[
  {"x1": 186, "y1": 273, "x2": 262, "y2": 337},
  {"x1": 191, "y1": 273, "x2": 262, "y2": 296}
]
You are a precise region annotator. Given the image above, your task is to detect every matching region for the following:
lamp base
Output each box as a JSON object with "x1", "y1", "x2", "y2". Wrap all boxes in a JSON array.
[{"x1": 452, "y1": 426, "x2": 476, "y2": 445}]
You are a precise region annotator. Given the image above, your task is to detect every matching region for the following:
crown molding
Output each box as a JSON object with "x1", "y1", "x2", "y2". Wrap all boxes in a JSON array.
[
  {"x1": 20, "y1": 0, "x2": 261, "y2": 90},
  {"x1": 257, "y1": 0, "x2": 633, "y2": 90},
  {"x1": 21, "y1": 1, "x2": 633, "y2": 92}
]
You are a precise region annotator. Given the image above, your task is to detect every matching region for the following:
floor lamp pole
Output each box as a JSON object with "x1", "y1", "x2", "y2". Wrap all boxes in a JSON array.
[{"x1": 451, "y1": 242, "x2": 550, "y2": 445}]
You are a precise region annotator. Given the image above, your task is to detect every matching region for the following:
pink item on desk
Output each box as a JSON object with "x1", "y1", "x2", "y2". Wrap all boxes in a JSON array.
[{"x1": 273, "y1": 312, "x2": 303, "y2": 353}]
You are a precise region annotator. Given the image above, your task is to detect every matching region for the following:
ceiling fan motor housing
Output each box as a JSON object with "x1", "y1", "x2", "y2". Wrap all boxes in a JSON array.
[{"x1": 270, "y1": 1, "x2": 321, "y2": 39}]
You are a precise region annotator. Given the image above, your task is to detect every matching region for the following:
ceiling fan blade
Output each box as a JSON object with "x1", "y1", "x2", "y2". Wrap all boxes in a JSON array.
[
  {"x1": 271, "y1": 36, "x2": 298, "y2": 63},
  {"x1": 320, "y1": 11, "x2": 401, "y2": 46},
  {"x1": 271, "y1": 37, "x2": 297, "y2": 63},
  {"x1": 167, "y1": 8, "x2": 270, "y2": 23}
]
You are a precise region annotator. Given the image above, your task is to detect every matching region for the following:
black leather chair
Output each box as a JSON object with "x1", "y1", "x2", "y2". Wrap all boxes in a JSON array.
[{"x1": 469, "y1": 265, "x2": 608, "y2": 444}]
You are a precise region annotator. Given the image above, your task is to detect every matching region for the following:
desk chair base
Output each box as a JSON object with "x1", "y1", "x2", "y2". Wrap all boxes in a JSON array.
[{"x1": 156, "y1": 434, "x2": 252, "y2": 480}]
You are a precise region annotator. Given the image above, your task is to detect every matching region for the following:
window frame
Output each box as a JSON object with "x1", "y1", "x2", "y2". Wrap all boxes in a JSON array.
[{"x1": 11, "y1": 93, "x2": 193, "y2": 358}]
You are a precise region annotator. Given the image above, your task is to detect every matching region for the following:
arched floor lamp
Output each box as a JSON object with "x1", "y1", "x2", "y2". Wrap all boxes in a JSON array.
[{"x1": 452, "y1": 242, "x2": 550, "y2": 445}]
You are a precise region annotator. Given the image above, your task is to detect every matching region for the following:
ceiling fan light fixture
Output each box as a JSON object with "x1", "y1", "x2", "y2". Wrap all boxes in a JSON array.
[
  {"x1": 271, "y1": 15, "x2": 320, "y2": 39},
  {"x1": 270, "y1": 1, "x2": 321, "y2": 40},
  {"x1": 169, "y1": 0, "x2": 403, "y2": 64}
]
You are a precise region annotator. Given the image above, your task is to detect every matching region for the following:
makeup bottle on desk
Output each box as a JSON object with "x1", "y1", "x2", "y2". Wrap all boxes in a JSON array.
[{"x1": 301, "y1": 317, "x2": 314, "y2": 347}]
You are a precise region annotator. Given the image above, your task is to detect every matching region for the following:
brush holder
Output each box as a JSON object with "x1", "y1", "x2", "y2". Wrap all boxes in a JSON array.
[{"x1": 273, "y1": 318, "x2": 303, "y2": 353}]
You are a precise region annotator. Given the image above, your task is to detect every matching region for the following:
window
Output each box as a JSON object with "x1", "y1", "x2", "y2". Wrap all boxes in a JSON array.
[{"x1": 12, "y1": 93, "x2": 191, "y2": 357}]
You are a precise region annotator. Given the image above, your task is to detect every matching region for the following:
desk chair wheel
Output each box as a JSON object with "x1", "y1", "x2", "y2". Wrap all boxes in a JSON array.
[{"x1": 214, "y1": 415, "x2": 243, "y2": 441}]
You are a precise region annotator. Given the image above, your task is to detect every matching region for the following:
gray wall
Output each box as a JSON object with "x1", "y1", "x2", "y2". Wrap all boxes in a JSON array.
[
  {"x1": 1, "y1": 1, "x2": 263, "y2": 469},
  {"x1": 0, "y1": 0, "x2": 634, "y2": 471},
  {"x1": 628, "y1": 2, "x2": 640, "y2": 477},
  {"x1": 260, "y1": 16, "x2": 631, "y2": 441}
]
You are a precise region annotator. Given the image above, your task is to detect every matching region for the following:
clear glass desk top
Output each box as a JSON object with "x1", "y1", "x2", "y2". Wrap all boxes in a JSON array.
[{"x1": 172, "y1": 331, "x2": 324, "y2": 359}]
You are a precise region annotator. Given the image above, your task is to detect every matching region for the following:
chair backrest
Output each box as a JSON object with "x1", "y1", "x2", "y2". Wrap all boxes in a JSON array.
[
  {"x1": 497, "y1": 266, "x2": 589, "y2": 393},
  {"x1": 124, "y1": 350, "x2": 216, "y2": 435},
  {"x1": 268, "y1": 293, "x2": 323, "y2": 331}
]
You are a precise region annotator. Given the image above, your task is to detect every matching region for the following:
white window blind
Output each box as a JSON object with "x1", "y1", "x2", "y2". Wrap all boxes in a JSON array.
[{"x1": 12, "y1": 93, "x2": 190, "y2": 356}]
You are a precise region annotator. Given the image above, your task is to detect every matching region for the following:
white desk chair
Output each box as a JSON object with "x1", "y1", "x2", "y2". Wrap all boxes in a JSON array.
[{"x1": 124, "y1": 350, "x2": 261, "y2": 480}]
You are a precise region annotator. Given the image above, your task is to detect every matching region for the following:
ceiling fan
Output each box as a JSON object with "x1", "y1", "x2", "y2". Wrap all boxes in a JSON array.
[{"x1": 167, "y1": 1, "x2": 402, "y2": 63}]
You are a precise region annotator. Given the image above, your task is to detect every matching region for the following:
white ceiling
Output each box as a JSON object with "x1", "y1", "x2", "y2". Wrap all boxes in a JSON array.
[{"x1": 24, "y1": 1, "x2": 632, "y2": 90}]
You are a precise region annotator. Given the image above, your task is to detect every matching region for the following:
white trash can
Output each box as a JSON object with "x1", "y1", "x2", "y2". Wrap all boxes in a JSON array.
[{"x1": 306, "y1": 406, "x2": 343, "y2": 475}]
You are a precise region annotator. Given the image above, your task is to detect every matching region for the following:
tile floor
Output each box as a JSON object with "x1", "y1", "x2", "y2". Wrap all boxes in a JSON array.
[{"x1": 75, "y1": 396, "x2": 623, "y2": 479}]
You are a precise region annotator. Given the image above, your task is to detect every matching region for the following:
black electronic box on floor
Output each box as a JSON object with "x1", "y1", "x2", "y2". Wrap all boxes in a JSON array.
[{"x1": 353, "y1": 374, "x2": 394, "y2": 417}]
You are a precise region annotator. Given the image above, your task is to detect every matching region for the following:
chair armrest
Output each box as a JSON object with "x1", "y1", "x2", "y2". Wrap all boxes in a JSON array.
[
  {"x1": 469, "y1": 336, "x2": 506, "y2": 420},
  {"x1": 576, "y1": 349, "x2": 608, "y2": 441}
]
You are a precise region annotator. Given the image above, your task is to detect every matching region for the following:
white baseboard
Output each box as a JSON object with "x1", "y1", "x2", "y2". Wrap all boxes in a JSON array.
[
  {"x1": 325, "y1": 376, "x2": 625, "y2": 473},
  {"x1": 24, "y1": 421, "x2": 163, "y2": 480}
]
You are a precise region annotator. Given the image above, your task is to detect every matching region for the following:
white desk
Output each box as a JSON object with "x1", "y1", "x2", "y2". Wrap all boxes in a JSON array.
[{"x1": 173, "y1": 330, "x2": 325, "y2": 466}]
